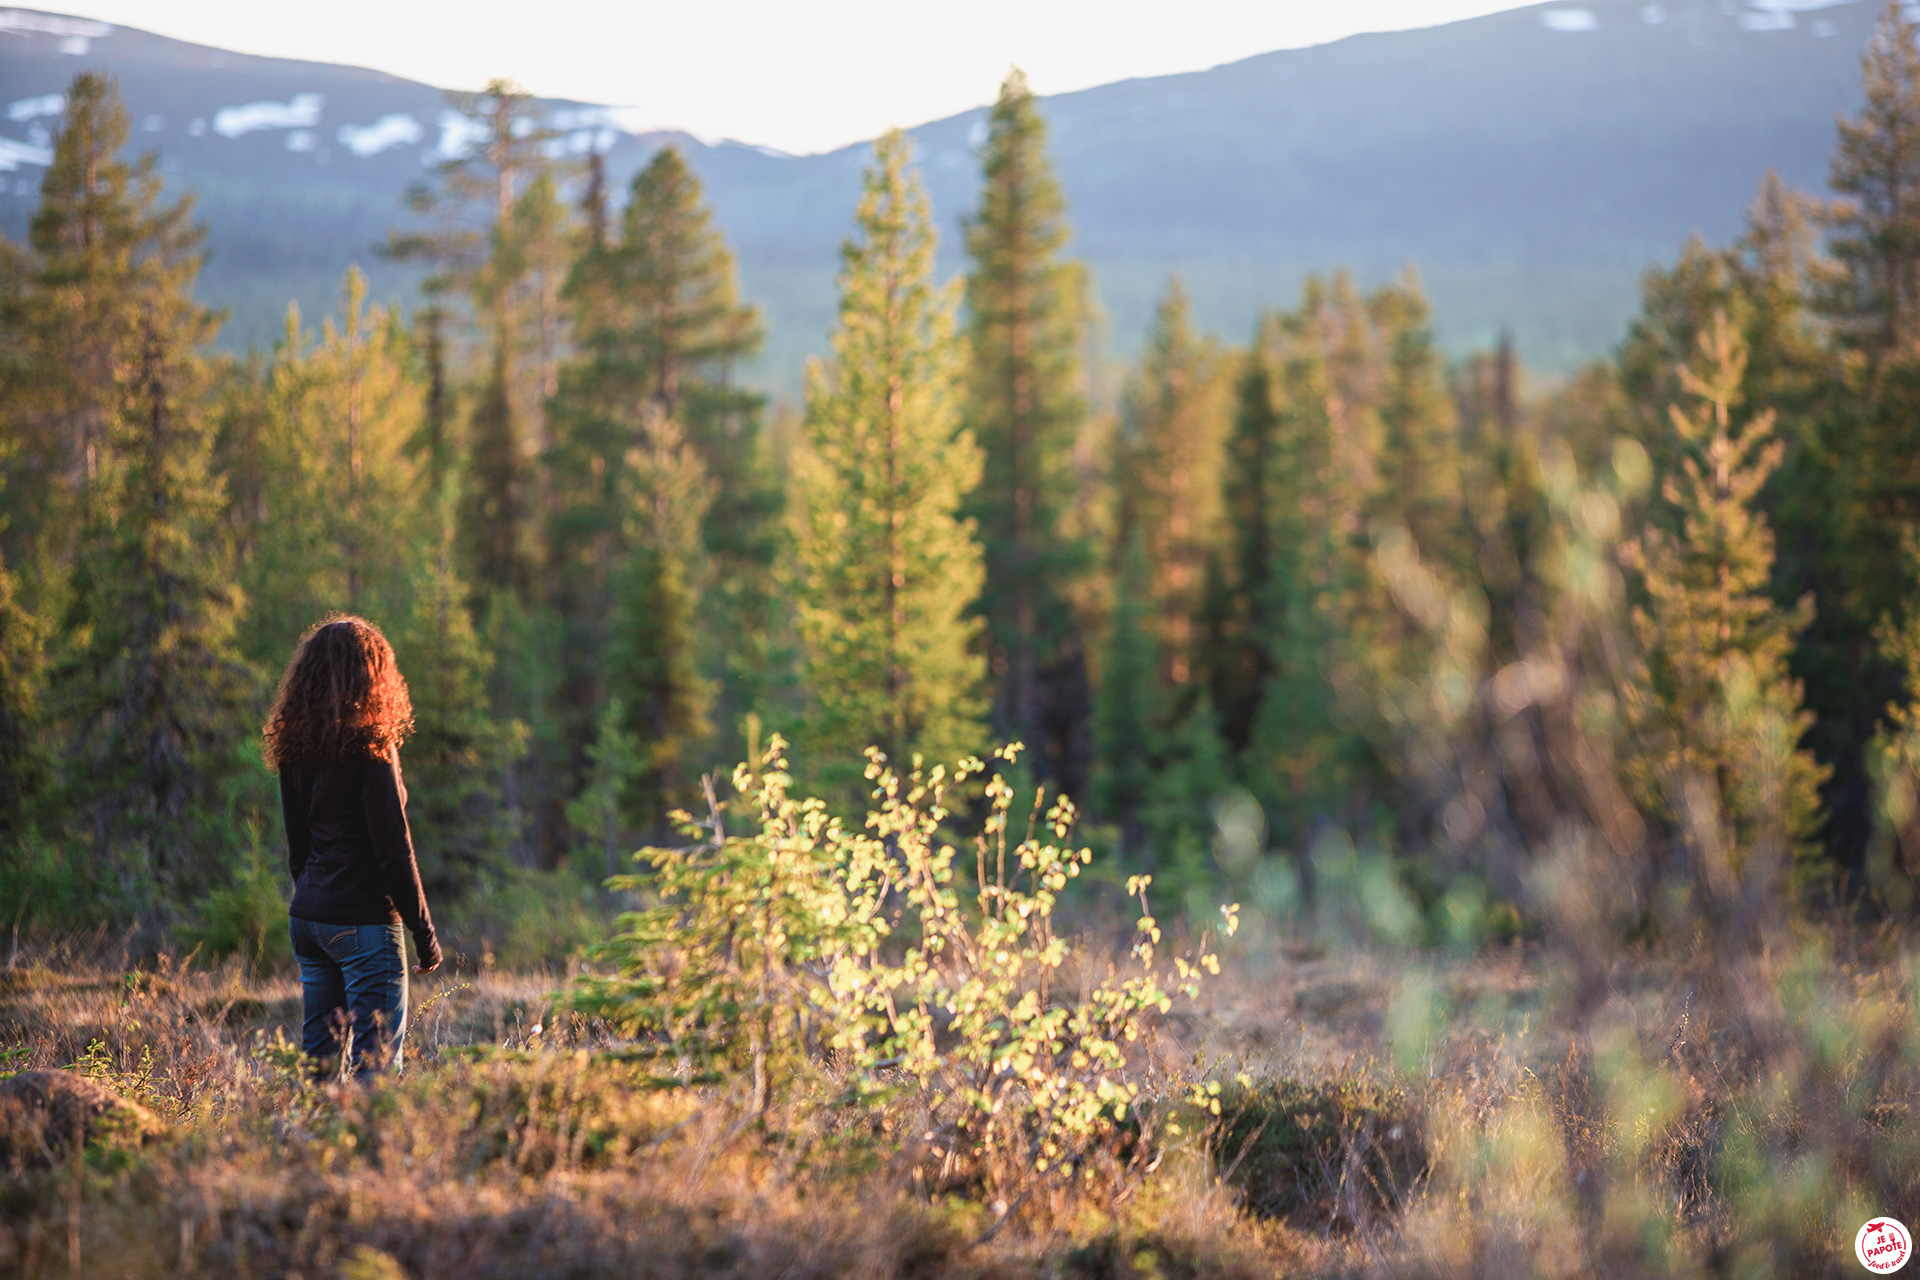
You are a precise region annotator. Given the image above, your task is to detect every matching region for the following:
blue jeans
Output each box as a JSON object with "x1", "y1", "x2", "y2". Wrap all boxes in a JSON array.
[{"x1": 289, "y1": 917, "x2": 409, "y2": 1080}]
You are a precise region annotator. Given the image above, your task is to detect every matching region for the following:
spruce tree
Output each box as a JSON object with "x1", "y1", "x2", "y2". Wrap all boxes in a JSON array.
[
  {"x1": 384, "y1": 80, "x2": 565, "y2": 606},
  {"x1": 26, "y1": 74, "x2": 184, "y2": 490},
  {"x1": 461, "y1": 345, "x2": 528, "y2": 599},
  {"x1": 1826, "y1": 2, "x2": 1920, "y2": 364},
  {"x1": 791, "y1": 129, "x2": 986, "y2": 795},
  {"x1": 390, "y1": 530, "x2": 524, "y2": 898},
  {"x1": 1115, "y1": 278, "x2": 1228, "y2": 691},
  {"x1": 547, "y1": 146, "x2": 774, "y2": 847},
  {"x1": 0, "y1": 551, "x2": 44, "y2": 849},
  {"x1": 0, "y1": 275, "x2": 42, "y2": 844},
  {"x1": 240, "y1": 269, "x2": 430, "y2": 666},
  {"x1": 413, "y1": 304, "x2": 454, "y2": 502},
  {"x1": 53, "y1": 259, "x2": 255, "y2": 897},
  {"x1": 1369, "y1": 279, "x2": 1468, "y2": 579},
  {"x1": 962, "y1": 70, "x2": 1093, "y2": 795},
  {"x1": 1092, "y1": 532, "x2": 1163, "y2": 855},
  {"x1": 601, "y1": 413, "x2": 713, "y2": 838},
  {"x1": 5, "y1": 74, "x2": 198, "y2": 611},
  {"x1": 1238, "y1": 289, "x2": 1374, "y2": 844},
  {"x1": 1622, "y1": 312, "x2": 1826, "y2": 894},
  {"x1": 1204, "y1": 325, "x2": 1281, "y2": 757}
]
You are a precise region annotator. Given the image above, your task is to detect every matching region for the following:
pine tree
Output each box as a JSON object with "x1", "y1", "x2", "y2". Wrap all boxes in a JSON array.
[
  {"x1": 1736, "y1": 172, "x2": 1831, "y2": 413},
  {"x1": 791, "y1": 129, "x2": 986, "y2": 795},
  {"x1": 390, "y1": 529, "x2": 525, "y2": 898},
  {"x1": 1369, "y1": 279, "x2": 1467, "y2": 579},
  {"x1": 239, "y1": 269, "x2": 430, "y2": 666},
  {"x1": 383, "y1": 80, "x2": 566, "y2": 606},
  {"x1": 1238, "y1": 289, "x2": 1374, "y2": 844},
  {"x1": 1115, "y1": 278, "x2": 1228, "y2": 692},
  {"x1": 0, "y1": 551, "x2": 44, "y2": 848},
  {"x1": 412, "y1": 304, "x2": 455, "y2": 502},
  {"x1": 1617, "y1": 177, "x2": 1858, "y2": 876},
  {"x1": 461, "y1": 344, "x2": 528, "y2": 599},
  {"x1": 962, "y1": 70, "x2": 1093, "y2": 795},
  {"x1": 601, "y1": 412, "x2": 713, "y2": 838},
  {"x1": 1205, "y1": 325, "x2": 1282, "y2": 756},
  {"x1": 1826, "y1": 2, "x2": 1920, "y2": 364},
  {"x1": 53, "y1": 257, "x2": 255, "y2": 898},
  {"x1": 0, "y1": 268, "x2": 43, "y2": 844},
  {"x1": 550, "y1": 150, "x2": 766, "y2": 614},
  {"x1": 547, "y1": 146, "x2": 774, "y2": 848},
  {"x1": 3, "y1": 74, "x2": 199, "y2": 614},
  {"x1": 26, "y1": 74, "x2": 187, "y2": 490},
  {"x1": 1092, "y1": 531, "x2": 1163, "y2": 854},
  {"x1": 1622, "y1": 311, "x2": 1826, "y2": 897}
]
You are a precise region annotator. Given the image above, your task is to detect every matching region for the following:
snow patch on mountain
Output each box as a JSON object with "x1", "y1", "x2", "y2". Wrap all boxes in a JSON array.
[
  {"x1": 0, "y1": 136, "x2": 52, "y2": 170},
  {"x1": 1541, "y1": 8, "x2": 1599, "y2": 31},
  {"x1": 541, "y1": 127, "x2": 618, "y2": 159},
  {"x1": 434, "y1": 110, "x2": 487, "y2": 160},
  {"x1": 7, "y1": 92, "x2": 62, "y2": 122},
  {"x1": 0, "y1": 11, "x2": 109, "y2": 38},
  {"x1": 213, "y1": 94, "x2": 323, "y2": 140},
  {"x1": 337, "y1": 113, "x2": 423, "y2": 157},
  {"x1": 546, "y1": 105, "x2": 653, "y2": 135},
  {"x1": 0, "y1": 10, "x2": 110, "y2": 54}
]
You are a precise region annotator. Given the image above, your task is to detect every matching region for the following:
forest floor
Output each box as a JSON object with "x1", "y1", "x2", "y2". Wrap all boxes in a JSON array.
[{"x1": 0, "y1": 926, "x2": 1911, "y2": 1278}]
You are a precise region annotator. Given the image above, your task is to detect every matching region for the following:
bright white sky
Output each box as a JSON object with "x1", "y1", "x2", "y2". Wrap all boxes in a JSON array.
[{"x1": 65, "y1": 0, "x2": 1533, "y2": 155}]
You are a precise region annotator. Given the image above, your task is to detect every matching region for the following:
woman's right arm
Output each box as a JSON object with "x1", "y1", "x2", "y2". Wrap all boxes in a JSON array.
[
  {"x1": 279, "y1": 768, "x2": 310, "y2": 888},
  {"x1": 363, "y1": 753, "x2": 442, "y2": 972}
]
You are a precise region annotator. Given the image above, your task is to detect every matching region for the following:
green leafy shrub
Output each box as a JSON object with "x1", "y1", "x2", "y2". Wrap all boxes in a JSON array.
[
  {"x1": 573, "y1": 738, "x2": 1236, "y2": 1190},
  {"x1": 845, "y1": 745, "x2": 1236, "y2": 1190},
  {"x1": 572, "y1": 739, "x2": 891, "y2": 1105}
]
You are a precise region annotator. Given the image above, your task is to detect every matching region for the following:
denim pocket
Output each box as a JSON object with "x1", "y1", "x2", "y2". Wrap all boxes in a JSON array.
[{"x1": 318, "y1": 926, "x2": 362, "y2": 961}]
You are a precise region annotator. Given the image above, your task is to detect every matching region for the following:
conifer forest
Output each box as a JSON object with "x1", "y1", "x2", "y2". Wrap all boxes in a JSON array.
[{"x1": 12, "y1": 6, "x2": 1920, "y2": 1278}]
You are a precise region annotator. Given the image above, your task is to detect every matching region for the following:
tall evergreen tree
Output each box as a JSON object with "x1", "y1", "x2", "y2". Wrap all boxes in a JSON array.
[
  {"x1": 1368, "y1": 280, "x2": 1468, "y2": 579},
  {"x1": 383, "y1": 80, "x2": 565, "y2": 604},
  {"x1": 239, "y1": 269, "x2": 430, "y2": 666},
  {"x1": 0, "y1": 550, "x2": 44, "y2": 849},
  {"x1": 390, "y1": 529, "x2": 525, "y2": 898},
  {"x1": 1238, "y1": 286, "x2": 1374, "y2": 844},
  {"x1": 1115, "y1": 278, "x2": 1228, "y2": 692},
  {"x1": 1205, "y1": 322, "x2": 1282, "y2": 757},
  {"x1": 791, "y1": 129, "x2": 986, "y2": 795},
  {"x1": 962, "y1": 70, "x2": 1093, "y2": 796},
  {"x1": 547, "y1": 146, "x2": 774, "y2": 848},
  {"x1": 51, "y1": 201, "x2": 255, "y2": 897},
  {"x1": 3, "y1": 74, "x2": 199, "y2": 615},
  {"x1": 1825, "y1": 2, "x2": 1920, "y2": 365},
  {"x1": 1092, "y1": 531, "x2": 1163, "y2": 854},
  {"x1": 1621, "y1": 312, "x2": 1826, "y2": 897},
  {"x1": 599, "y1": 413, "x2": 713, "y2": 838},
  {"x1": 461, "y1": 344, "x2": 528, "y2": 599}
]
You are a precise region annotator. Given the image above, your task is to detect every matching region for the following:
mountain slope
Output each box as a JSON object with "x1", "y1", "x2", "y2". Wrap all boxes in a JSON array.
[{"x1": 0, "y1": 0, "x2": 1875, "y2": 389}]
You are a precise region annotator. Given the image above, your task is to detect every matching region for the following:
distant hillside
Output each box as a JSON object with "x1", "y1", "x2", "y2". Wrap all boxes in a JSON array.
[{"x1": 0, "y1": 0, "x2": 1875, "y2": 392}]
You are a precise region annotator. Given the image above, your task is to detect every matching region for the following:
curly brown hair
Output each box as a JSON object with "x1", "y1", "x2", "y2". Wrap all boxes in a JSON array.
[{"x1": 263, "y1": 615, "x2": 414, "y2": 768}]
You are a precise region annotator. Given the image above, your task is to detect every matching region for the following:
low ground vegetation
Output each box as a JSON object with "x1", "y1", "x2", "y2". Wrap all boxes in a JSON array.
[{"x1": 0, "y1": 912, "x2": 1914, "y2": 1277}]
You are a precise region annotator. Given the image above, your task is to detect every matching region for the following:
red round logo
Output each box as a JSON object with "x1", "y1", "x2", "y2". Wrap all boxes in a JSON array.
[{"x1": 1858, "y1": 1218, "x2": 1912, "y2": 1273}]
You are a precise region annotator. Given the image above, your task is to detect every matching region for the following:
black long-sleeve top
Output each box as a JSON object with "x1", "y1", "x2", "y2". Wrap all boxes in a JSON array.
[{"x1": 281, "y1": 753, "x2": 441, "y2": 968}]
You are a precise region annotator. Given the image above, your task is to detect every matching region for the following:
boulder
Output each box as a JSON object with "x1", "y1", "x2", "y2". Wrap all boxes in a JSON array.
[{"x1": 0, "y1": 1069, "x2": 165, "y2": 1169}]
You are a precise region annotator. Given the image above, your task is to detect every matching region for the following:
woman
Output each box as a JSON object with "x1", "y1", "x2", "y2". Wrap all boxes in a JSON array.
[{"x1": 264, "y1": 616, "x2": 442, "y2": 1080}]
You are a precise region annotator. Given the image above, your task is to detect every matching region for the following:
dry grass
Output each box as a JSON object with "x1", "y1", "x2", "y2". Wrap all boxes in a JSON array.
[{"x1": 0, "y1": 925, "x2": 1914, "y2": 1278}]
